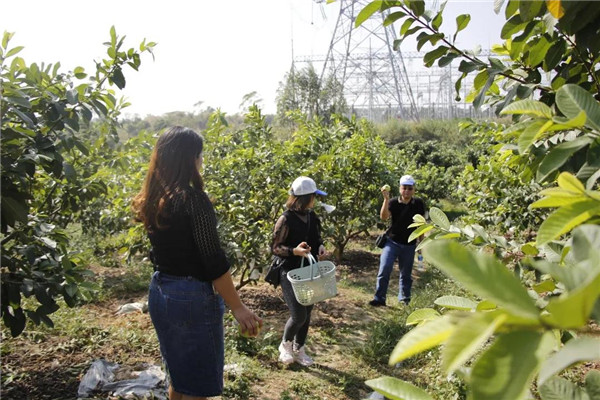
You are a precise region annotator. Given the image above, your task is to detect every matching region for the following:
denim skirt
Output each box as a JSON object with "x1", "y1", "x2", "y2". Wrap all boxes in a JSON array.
[{"x1": 148, "y1": 271, "x2": 225, "y2": 397}]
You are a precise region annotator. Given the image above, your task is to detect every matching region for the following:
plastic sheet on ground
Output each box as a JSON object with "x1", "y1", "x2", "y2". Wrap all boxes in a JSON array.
[
  {"x1": 115, "y1": 302, "x2": 148, "y2": 315},
  {"x1": 77, "y1": 359, "x2": 166, "y2": 399}
]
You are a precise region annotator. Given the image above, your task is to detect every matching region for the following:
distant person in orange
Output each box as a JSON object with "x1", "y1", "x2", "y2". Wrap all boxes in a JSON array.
[
  {"x1": 271, "y1": 177, "x2": 327, "y2": 366},
  {"x1": 133, "y1": 126, "x2": 261, "y2": 400},
  {"x1": 370, "y1": 175, "x2": 426, "y2": 307}
]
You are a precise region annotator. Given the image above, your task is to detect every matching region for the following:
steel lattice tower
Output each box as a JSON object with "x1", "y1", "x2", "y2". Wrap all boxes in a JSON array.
[{"x1": 320, "y1": 0, "x2": 419, "y2": 121}]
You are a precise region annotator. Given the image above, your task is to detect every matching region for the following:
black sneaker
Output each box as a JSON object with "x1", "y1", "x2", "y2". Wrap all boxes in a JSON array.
[{"x1": 369, "y1": 299, "x2": 386, "y2": 307}]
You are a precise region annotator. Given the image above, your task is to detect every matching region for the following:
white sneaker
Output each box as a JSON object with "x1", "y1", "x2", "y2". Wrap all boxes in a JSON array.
[
  {"x1": 278, "y1": 341, "x2": 294, "y2": 364},
  {"x1": 293, "y1": 344, "x2": 314, "y2": 366}
]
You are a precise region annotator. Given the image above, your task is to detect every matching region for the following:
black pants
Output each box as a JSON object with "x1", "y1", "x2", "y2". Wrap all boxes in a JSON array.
[{"x1": 280, "y1": 269, "x2": 313, "y2": 346}]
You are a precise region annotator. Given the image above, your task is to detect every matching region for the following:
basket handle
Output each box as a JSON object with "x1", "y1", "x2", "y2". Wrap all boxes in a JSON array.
[{"x1": 300, "y1": 253, "x2": 319, "y2": 280}]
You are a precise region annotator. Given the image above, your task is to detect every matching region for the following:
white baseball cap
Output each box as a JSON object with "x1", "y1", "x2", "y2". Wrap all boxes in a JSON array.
[
  {"x1": 290, "y1": 176, "x2": 327, "y2": 196},
  {"x1": 399, "y1": 175, "x2": 416, "y2": 186}
]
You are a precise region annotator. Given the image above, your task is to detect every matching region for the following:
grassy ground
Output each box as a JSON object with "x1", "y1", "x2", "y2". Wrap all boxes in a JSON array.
[{"x1": 2, "y1": 235, "x2": 471, "y2": 399}]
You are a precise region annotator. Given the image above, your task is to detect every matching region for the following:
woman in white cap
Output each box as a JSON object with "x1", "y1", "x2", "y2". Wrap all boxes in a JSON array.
[
  {"x1": 271, "y1": 176, "x2": 327, "y2": 366},
  {"x1": 370, "y1": 174, "x2": 426, "y2": 307}
]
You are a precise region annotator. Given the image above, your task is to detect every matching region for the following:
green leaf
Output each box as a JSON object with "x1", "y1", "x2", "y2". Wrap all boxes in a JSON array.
[
  {"x1": 406, "y1": 308, "x2": 441, "y2": 326},
  {"x1": 442, "y1": 312, "x2": 507, "y2": 374},
  {"x1": 519, "y1": 0, "x2": 543, "y2": 21},
  {"x1": 544, "y1": 40, "x2": 567, "y2": 71},
  {"x1": 501, "y1": 99, "x2": 553, "y2": 118},
  {"x1": 585, "y1": 370, "x2": 600, "y2": 400},
  {"x1": 474, "y1": 73, "x2": 495, "y2": 110},
  {"x1": 538, "y1": 336, "x2": 600, "y2": 386},
  {"x1": 587, "y1": 139, "x2": 600, "y2": 167},
  {"x1": 539, "y1": 376, "x2": 590, "y2": 400},
  {"x1": 470, "y1": 331, "x2": 555, "y2": 400},
  {"x1": 518, "y1": 119, "x2": 554, "y2": 154},
  {"x1": 537, "y1": 136, "x2": 594, "y2": 182},
  {"x1": 389, "y1": 315, "x2": 455, "y2": 364},
  {"x1": 365, "y1": 376, "x2": 434, "y2": 400},
  {"x1": 533, "y1": 280, "x2": 556, "y2": 294},
  {"x1": 431, "y1": 11, "x2": 443, "y2": 30},
  {"x1": 571, "y1": 224, "x2": 600, "y2": 263},
  {"x1": 429, "y1": 206, "x2": 450, "y2": 230},
  {"x1": 408, "y1": 0, "x2": 425, "y2": 16},
  {"x1": 522, "y1": 243, "x2": 539, "y2": 256},
  {"x1": 434, "y1": 295, "x2": 477, "y2": 310},
  {"x1": 501, "y1": 15, "x2": 527, "y2": 39},
  {"x1": 476, "y1": 300, "x2": 497, "y2": 311},
  {"x1": 1, "y1": 196, "x2": 29, "y2": 225},
  {"x1": 542, "y1": 271, "x2": 600, "y2": 329},
  {"x1": 384, "y1": 11, "x2": 407, "y2": 26},
  {"x1": 423, "y1": 241, "x2": 540, "y2": 319},
  {"x1": 558, "y1": 172, "x2": 586, "y2": 194},
  {"x1": 110, "y1": 66, "x2": 126, "y2": 89},
  {"x1": 454, "y1": 14, "x2": 471, "y2": 41},
  {"x1": 556, "y1": 84, "x2": 600, "y2": 131},
  {"x1": 5, "y1": 96, "x2": 32, "y2": 108},
  {"x1": 505, "y1": 0, "x2": 519, "y2": 19},
  {"x1": 400, "y1": 18, "x2": 415, "y2": 35},
  {"x1": 536, "y1": 200, "x2": 600, "y2": 245},
  {"x1": 438, "y1": 52, "x2": 459, "y2": 67},
  {"x1": 73, "y1": 66, "x2": 87, "y2": 79},
  {"x1": 408, "y1": 224, "x2": 434, "y2": 243},
  {"x1": 459, "y1": 60, "x2": 480, "y2": 73},
  {"x1": 413, "y1": 214, "x2": 426, "y2": 224},
  {"x1": 5, "y1": 45, "x2": 24, "y2": 58}
]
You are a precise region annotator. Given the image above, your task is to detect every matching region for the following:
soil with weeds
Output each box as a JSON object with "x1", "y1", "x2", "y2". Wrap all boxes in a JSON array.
[
  {"x1": 4, "y1": 238, "x2": 595, "y2": 399},
  {"x1": 2, "y1": 240, "x2": 406, "y2": 400}
]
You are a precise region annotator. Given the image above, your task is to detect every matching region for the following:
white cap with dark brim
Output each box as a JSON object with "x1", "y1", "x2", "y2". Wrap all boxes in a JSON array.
[
  {"x1": 290, "y1": 176, "x2": 327, "y2": 196},
  {"x1": 399, "y1": 175, "x2": 416, "y2": 185}
]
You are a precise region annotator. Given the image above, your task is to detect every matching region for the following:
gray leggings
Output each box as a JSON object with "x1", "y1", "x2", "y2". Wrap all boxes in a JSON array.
[{"x1": 280, "y1": 270, "x2": 313, "y2": 346}]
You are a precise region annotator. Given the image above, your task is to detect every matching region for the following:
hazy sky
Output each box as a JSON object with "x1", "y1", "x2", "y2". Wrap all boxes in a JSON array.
[{"x1": 3, "y1": 0, "x2": 505, "y2": 117}]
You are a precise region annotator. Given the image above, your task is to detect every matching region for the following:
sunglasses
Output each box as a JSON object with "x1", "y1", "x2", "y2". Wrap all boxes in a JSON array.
[{"x1": 401, "y1": 186, "x2": 414, "y2": 190}]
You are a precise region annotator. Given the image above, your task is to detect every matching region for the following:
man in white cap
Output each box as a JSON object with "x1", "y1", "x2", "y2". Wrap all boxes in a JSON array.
[{"x1": 369, "y1": 174, "x2": 426, "y2": 307}]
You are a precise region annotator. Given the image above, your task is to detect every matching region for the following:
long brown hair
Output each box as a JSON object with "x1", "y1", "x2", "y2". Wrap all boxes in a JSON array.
[
  {"x1": 132, "y1": 126, "x2": 204, "y2": 231},
  {"x1": 285, "y1": 194, "x2": 314, "y2": 211}
]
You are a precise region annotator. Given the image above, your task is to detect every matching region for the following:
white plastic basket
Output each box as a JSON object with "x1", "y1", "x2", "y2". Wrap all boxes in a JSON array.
[{"x1": 287, "y1": 254, "x2": 337, "y2": 306}]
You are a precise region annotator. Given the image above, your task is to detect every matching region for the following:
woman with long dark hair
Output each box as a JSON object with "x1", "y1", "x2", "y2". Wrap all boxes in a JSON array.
[
  {"x1": 271, "y1": 176, "x2": 327, "y2": 366},
  {"x1": 133, "y1": 126, "x2": 261, "y2": 400}
]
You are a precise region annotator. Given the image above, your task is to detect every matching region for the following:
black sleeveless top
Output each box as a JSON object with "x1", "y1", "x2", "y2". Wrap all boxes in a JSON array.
[{"x1": 272, "y1": 210, "x2": 323, "y2": 271}]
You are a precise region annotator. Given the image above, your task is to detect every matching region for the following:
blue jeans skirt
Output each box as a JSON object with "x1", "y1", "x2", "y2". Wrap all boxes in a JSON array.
[{"x1": 148, "y1": 271, "x2": 225, "y2": 397}]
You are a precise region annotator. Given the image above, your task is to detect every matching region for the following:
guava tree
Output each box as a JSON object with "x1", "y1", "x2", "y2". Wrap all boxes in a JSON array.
[
  {"x1": 356, "y1": 1, "x2": 600, "y2": 399},
  {"x1": 304, "y1": 115, "x2": 396, "y2": 261},
  {"x1": 1, "y1": 29, "x2": 155, "y2": 336},
  {"x1": 202, "y1": 106, "x2": 290, "y2": 289}
]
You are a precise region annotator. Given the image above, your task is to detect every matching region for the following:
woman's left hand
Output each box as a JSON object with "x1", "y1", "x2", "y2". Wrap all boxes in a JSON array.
[
  {"x1": 318, "y1": 245, "x2": 327, "y2": 258},
  {"x1": 232, "y1": 304, "x2": 263, "y2": 337}
]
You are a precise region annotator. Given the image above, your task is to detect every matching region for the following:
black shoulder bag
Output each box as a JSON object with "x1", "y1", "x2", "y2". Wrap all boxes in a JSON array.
[
  {"x1": 375, "y1": 227, "x2": 391, "y2": 248},
  {"x1": 265, "y1": 255, "x2": 284, "y2": 287}
]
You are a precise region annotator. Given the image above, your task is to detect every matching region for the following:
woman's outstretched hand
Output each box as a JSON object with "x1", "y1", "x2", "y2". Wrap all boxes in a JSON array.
[{"x1": 232, "y1": 304, "x2": 263, "y2": 337}]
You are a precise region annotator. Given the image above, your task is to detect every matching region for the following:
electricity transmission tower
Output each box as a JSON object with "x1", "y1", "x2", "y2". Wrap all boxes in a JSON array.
[
  {"x1": 309, "y1": 0, "x2": 419, "y2": 122},
  {"x1": 293, "y1": 0, "x2": 493, "y2": 121}
]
